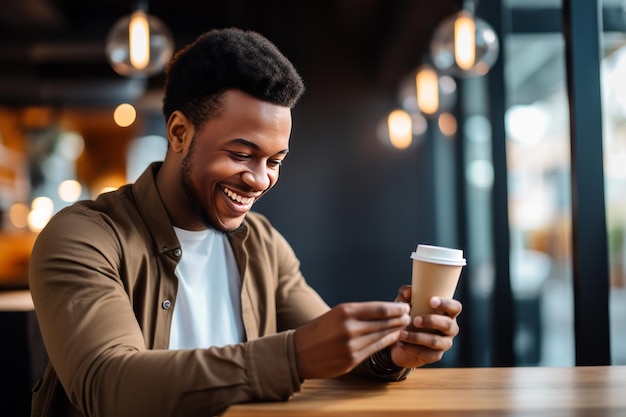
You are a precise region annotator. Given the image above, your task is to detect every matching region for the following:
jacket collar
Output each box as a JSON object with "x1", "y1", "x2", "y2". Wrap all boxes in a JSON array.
[{"x1": 131, "y1": 162, "x2": 250, "y2": 258}]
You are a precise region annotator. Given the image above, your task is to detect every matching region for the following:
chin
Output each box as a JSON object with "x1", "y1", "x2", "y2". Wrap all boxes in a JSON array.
[
  {"x1": 212, "y1": 217, "x2": 245, "y2": 233},
  {"x1": 219, "y1": 225, "x2": 242, "y2": 233}
]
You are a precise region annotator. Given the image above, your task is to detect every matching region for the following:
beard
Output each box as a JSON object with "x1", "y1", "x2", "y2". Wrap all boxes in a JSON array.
[
  {"x1": 180, "y1": 137, "x2": 245, "y2": 234},
  {"x1": 180, "y1": 137, "x2": 217, "y2": 230}
]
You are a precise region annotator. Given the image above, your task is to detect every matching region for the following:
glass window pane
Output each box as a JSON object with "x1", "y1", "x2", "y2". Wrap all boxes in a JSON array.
[
  {"x1": 601, "y1": 31, "x2": 626, "y2": 365},
  {"x1": 504, "y1": 32, "x2": 575, "y2": 366}
]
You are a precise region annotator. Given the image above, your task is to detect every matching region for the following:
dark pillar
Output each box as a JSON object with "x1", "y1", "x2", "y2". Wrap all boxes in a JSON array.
[{"x1": 562, "y1": 0, "x2": 611, "y2": 365}]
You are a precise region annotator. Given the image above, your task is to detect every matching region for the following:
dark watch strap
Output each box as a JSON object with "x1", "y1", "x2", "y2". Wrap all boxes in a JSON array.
[{"x1": 368, "y1": 347, "x2": 413, "y2": 380}]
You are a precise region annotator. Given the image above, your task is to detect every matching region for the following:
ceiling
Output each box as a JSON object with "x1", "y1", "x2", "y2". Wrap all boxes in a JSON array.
[
  {"x1": 0, "y1": 0, "x2": 461, "y2": 107},
  {"x1": 2, "y1": 1, "x2": 617, "y2": 113}
]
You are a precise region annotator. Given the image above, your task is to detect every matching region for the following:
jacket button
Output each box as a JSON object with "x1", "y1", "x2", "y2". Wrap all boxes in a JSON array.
[
  {"x1": 162, "y1": 300, "x2": 172, "y2": 310},
  {"x1": 174, "y1": 248, "x2": 182, "y2": 257}
]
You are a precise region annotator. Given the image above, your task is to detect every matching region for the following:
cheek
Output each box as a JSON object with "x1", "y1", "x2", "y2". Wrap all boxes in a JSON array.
[
  {"x1": 196, "y1": 158, "x2": 231, "y2": 185},
  {"x1": 268, "y1": 170, "x2": 280, "y2": 187}
]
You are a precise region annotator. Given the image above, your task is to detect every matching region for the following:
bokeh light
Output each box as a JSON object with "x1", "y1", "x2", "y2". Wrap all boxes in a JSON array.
[{"x1": 114, "y1": 103, "x2": 137, "y2": 127}]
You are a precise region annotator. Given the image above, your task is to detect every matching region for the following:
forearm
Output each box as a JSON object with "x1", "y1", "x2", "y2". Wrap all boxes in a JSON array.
[{"x1": 68, "y1": 333, "x2": 300, "y2": 417}]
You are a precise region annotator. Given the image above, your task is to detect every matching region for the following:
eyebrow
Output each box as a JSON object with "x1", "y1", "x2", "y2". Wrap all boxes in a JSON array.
[{"x1": 229, "y1": 138, "x2": 289, "y2": 155}]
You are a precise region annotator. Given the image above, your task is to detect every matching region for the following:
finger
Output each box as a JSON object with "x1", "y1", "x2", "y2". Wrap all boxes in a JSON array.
[
  {"x1": 395, "y1": 340, "x2": 446, "y2": 364},
  {"x1": 429, "y1": 297, "x2": 462, "y2": 318},
  {"x1": 336, "y1": 328, "x2": 407, "y2": 374},
  {"x1": 343, "y1": 314, "x2": 411, "y2": 352},
  {"x1": 340, "y1": 301, "x2": 410, "y2": 321},
  {"x1": 413, "y1": 314, "x2": 459, "y2": 337},
  {"x1": 351, "y1": 328, "x2": 405, "y2": 358},
  {"x1": 353, "y1": 313, "x2": 412, "y2": 334},
  {"x1": 399, "y1": 330, "x2": 454, "y2": 352},
  {"x1": 395, "y1": 285, "x2": 412, "y2": 303}
]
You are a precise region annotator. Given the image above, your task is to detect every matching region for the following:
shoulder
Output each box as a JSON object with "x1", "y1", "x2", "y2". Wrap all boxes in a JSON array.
[
  {"x1": 43, "y1": 185, "x2": 136, "y2": 238},
  {"x1": 31, "y1": 186, "x2": 139, "y2": 260}
]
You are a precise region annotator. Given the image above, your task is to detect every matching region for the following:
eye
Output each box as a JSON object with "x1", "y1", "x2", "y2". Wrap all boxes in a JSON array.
[
  {"x1": 268, "y1": 159, "x2": 283, "y2": 168},
  {"x1": 230, "y1": 152, "x2": 251, "y2": 161}
]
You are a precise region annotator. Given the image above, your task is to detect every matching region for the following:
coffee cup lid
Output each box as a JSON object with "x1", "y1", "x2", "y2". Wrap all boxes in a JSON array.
[{"x1": 410, "y1": 244, "x2": 467, "y2": 266}]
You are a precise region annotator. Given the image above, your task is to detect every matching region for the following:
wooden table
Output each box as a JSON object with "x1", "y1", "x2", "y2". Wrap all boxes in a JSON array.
[{"x1": 223, "y1": 366, "x2": 626, "y2": 416}]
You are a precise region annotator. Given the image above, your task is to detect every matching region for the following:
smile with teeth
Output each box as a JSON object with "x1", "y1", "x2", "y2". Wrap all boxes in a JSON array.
[{"x1": 223, "y1": 187, "x2": 255, "y2": 205}]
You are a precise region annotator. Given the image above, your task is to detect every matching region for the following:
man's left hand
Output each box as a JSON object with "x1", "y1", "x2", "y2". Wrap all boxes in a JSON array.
[{"x1": 389, "y1": 285, "x2": 462, "y2": 368}]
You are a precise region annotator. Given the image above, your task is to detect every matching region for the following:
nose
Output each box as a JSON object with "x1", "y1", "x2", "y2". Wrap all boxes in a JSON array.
[{"x1": 241, "y1": 163, "x2": 271, "y2": 191}]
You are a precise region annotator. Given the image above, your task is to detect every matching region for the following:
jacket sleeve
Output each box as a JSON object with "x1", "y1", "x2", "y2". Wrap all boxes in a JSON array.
[{"x1": 29, "y1": 209, "x2": 302, "y2": 417}]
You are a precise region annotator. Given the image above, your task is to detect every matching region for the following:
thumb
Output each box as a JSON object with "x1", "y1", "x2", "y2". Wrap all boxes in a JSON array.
[{"x1": 395, "y1": 285, "x2": 412, "y2": 303}]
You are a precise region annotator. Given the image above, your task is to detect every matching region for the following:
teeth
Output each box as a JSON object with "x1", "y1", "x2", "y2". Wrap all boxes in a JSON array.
[{"x1": 224, "y1": 187, "x2": 254, "y2": 205}]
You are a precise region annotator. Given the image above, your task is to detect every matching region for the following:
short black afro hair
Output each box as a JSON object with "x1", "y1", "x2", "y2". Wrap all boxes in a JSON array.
[{"x1": 162, "y1": 27, "x2": 305, "y2": 128}]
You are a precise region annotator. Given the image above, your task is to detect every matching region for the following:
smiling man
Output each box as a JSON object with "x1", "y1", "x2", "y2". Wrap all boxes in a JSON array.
[
  {"x1": 29, "y1": 28, "x2": 462, "y2": 417},
  {"x1": 158, "y1": 90, "x2": 291, "y2": 232}
]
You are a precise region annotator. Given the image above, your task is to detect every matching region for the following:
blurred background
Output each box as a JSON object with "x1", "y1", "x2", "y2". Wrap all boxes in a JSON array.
[{"x1": 1, "y1": 2, "x2": 625, "y2": 413}]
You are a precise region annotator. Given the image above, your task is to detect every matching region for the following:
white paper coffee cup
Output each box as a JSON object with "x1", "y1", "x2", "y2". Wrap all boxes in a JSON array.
[{"x1": 410, "y1": 244, "x2": 466, "y2": 319}]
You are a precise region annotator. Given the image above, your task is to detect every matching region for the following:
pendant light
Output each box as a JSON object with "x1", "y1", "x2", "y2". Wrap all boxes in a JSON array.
[
  {"x1": 387, "y1": 109, "x2": 414, "y2": 150},
  {"x1": 105, "y1": 2, "x2": 175, "y2": 78},
  {"x1": 398, "y1": 64, "x2": 457, "y2": 117},
  {"x1": 415, "y1": 64, "x2": 440, "y2": 116},
  {"x1": 429, "y1": 0, "x2": 499, "y2": 77}
]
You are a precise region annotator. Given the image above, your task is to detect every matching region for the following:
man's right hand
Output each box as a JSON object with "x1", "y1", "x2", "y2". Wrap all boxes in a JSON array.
[{"x1": 293, "y1": 301, "x2": 411, "y2": 379}]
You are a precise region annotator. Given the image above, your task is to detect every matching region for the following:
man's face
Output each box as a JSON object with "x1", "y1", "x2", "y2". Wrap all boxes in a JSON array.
[{"x1": 180, "y1": 90, "x2": 292, "y2": 232}]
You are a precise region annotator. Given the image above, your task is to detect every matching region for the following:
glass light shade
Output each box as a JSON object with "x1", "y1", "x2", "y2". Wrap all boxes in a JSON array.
[
  {"x1": 398, "y1": 66, "x2": 457, "y2": 116},
  {"x1": 430, "y1": 11, "x2": 499, "y2": 77},
  {"x1": 106, "y1": 12, "x2": 175, "y2": 77}
]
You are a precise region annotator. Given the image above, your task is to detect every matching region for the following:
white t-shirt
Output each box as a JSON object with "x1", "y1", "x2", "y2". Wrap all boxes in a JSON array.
[{"x1": 169, "y1": 227, "x2": 245, "y2": 349}]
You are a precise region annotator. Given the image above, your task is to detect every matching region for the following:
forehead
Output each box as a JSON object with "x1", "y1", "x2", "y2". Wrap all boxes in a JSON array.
[
  {"x1": 218, "y1": 89, "x2": 290, "y2": 116},
  {"x1": 197, "y1": 90, "x2": 292, "y2": 150}
]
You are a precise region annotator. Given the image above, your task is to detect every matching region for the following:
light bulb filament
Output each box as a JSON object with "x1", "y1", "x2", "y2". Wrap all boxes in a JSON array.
[
  {"x1": 454, "y1": 12, "x2": 476, "y2": 70},
  {"x1": 129, "y1": 10, "x2": 150, "y2": 69}
]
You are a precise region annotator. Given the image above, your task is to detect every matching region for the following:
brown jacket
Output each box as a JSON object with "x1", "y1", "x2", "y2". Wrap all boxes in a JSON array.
[{"x1": 29, "y1": 163, "x2": 331, "y2": 416}]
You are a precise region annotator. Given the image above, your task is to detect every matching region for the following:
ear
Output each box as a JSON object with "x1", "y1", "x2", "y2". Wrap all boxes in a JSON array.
[{"x1": 166, "y1": 111, "x2": 194, "y2": 153}]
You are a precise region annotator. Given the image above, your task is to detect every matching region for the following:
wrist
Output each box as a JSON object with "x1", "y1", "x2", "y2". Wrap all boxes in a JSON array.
[{"x1": 369, "y1": 346, "x2": 404, "y2": 375}]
